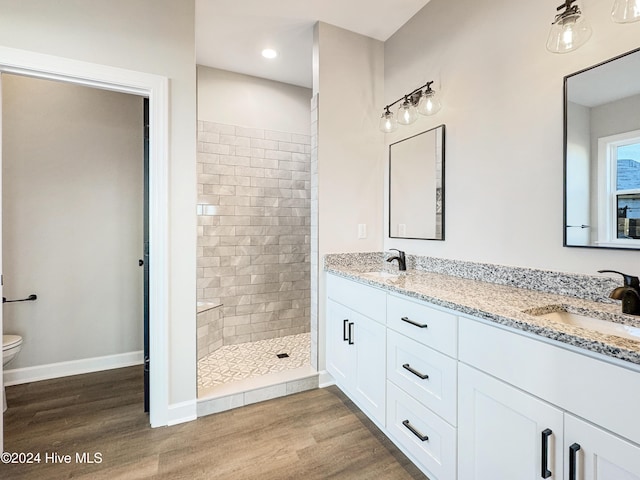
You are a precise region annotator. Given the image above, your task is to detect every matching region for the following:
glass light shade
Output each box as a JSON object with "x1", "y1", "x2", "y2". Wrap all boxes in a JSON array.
[
  {"x1": 417, "y1": 90, "x2": 442, "y2": 116},
  {"x1": 379, "y1": 110, "x2": 398, "y2": 133},
  {"x1": 397, "y1": 99, "x2": 418, "y2": 125},
  {"x1": 611, "y1": 0, "x2": 640, "y2": 22},
  {"x1": 546, "y1": 12, "x2": 592, "y2": 53}
]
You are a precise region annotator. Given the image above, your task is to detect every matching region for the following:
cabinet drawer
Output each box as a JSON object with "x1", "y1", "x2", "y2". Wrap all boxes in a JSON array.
[
  {"x1": 387, "y1": 294, "x2": 457, "y2": 357},
  {"x1": 459, "y1": 316, "x2": 640, "y2": 446},
  {"x1": 387, "y1": 381, "x2": 457, "y2": 480},
  {"x1": 326, "y1": 273, "x2": 386, "y2": 324},
  {"x1": 387, "y1": 329, "x2": 457, "y2": 426}
]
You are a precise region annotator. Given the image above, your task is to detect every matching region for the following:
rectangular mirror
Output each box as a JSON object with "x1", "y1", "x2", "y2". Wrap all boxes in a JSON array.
[
  {"x1": 564, "y1": 48, "x2": 640, "y2": 249},
  {"x1": 389, "y1": 124, "x2": 445, "y2": 240}
]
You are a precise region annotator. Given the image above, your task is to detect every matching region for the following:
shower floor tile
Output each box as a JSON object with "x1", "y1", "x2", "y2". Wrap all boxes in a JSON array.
[{"x1": 198, "y1": 333, "x2": 310, "y2": 390}]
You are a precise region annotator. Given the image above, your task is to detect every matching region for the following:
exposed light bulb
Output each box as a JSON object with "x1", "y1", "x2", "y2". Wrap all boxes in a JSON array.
[
  {"x1": 379, "y1": 108, "x2": 398, "y2": 133},
  {"x1": 562, "y1": 25, "x2": 574, "y2": 46},
  {"x1": 546, "y1": 3, "x2": 592, "y2": 54},
  {"x1": 417, "y1": 86, "x2": 441, "y2": 116},
  {"x1": 397, "y1": 97, "x2": 418, "y2": 125}
]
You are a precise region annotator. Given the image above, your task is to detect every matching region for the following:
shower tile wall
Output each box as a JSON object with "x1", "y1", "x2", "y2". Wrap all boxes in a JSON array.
[
  {"x1": 197, "y1": 303, "x2": 223, "y2": 361},
  {"x1": 197, "y1": 121, "x2": 311, "y2": 346}
]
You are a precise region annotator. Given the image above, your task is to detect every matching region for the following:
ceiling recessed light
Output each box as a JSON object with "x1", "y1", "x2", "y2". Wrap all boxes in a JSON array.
[{"x1": 261, "y1": 48, "x2": 278, "y2": 59}]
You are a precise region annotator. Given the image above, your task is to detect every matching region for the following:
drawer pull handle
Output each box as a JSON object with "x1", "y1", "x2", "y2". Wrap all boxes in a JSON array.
[
  {"x1": 402, "y1": 363, "x2": 429, "y2": 380},
  {"x1": 541, "y1": 428, "x2": 552, "y2": 479},
  {"x1": 402, "y1": 420, "x2": 429, "y2": 442},
  {"x1": 569, "y1": 443, "x2": 581, "y2": 480},
  {"x1": 343, "y1": 319, "x2": 349, "y2": 341},
  {"x1": 348, "y1": 322, "x2": 354, "y2": 345},
  {"x1": 401, "y1": 316, "x2": 428, "y2": 328}
]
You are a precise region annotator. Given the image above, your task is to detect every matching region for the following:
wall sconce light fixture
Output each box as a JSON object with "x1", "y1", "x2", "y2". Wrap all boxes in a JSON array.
[
  {"x1": 379, "y1": 81, "x2": 441, "y2": 133},
  {"x1": 546, "y1": 0, "x2": 592, "y2": 53},
  {"x1": 611, "y1": 0, "x2": 640, "y2": 23}
]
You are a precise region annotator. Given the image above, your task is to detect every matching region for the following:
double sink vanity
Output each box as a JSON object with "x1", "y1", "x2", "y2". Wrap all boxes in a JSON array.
[{"x1": 324, "y1": 252, "x2": 640, "y2": 480}]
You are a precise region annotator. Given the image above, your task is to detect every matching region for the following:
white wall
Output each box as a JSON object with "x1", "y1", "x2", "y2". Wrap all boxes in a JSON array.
[
  {"x1": 314, "y1": 22, "x2": 384, "y2": 370},
  {"x1": 315, "y1": 22, "x2": 384, "y2": 255},
  {"x1": 384, "y1": 0, "x2": 640, "y2": 274},
  {"x1": 2, "y1": 74, "x2": 143, "y2": 369},
  {"x1": 0, "y1": 0, "x2": 196, "y2": 408},
  {"x1": 197, "y1": 66, "x2": 311, "y2": 134},
  {"x1": 566, "y1": 101, "x2": 591, "y2": 245}
]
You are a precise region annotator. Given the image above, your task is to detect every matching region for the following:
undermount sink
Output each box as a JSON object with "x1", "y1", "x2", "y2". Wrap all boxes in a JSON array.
[
  {"x1": 533, "y1": 309, "x2": 640, "y2": 342},
  {"x1": 361, "y1": 271, "x2": 400, "y2": 279}
]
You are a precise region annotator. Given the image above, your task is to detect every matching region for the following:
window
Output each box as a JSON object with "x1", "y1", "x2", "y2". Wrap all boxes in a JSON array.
[
  {"x1": 598, "y1": 131, "x2": 640, "y2": 246},
  {"x1": 616, "y1": 143, "x2": 640, "y2": 239}
]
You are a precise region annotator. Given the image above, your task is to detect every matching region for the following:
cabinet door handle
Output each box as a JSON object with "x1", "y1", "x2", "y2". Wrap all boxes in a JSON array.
[
  {"x1": 401, "y1": 316, "x2": 428, "y2": 328},
  {"x1": 402, "y1": 363, "x2": 429, "y2": 380},
  {"x1": 348, "y1": 322, "x2": 354, "y2": 345},
  {"x1": 569, "y1": 443, "x2": 581, "y2": 480},
  {"x1": 402, "y1": 420, "x2": 429, "y2": 441},
  {"x1": 343, "y1": 319, "x2": 349, "y2": 341},
  {"x1": 541, "y1": 428, "x2": 552, "y2": 479}
]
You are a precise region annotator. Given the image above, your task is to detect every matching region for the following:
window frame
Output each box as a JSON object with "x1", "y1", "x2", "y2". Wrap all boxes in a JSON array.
[{"x1": 597, "y1": 130, "x2": 640, "y2": 247}]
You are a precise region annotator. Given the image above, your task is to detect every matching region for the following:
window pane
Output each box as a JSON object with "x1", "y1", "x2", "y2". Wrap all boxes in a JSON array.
[
  {"x1": 616, "y1": 143, "x2": 640, "y2": 191},
  {"x1": 617, "y1": 193, "x2": 640, "y2": 239}
]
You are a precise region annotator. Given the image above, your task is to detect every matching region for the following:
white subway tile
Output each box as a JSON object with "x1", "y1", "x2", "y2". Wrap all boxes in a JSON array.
[{"x1": 265, "y1": 130, "x2": 292, "y2": 142}]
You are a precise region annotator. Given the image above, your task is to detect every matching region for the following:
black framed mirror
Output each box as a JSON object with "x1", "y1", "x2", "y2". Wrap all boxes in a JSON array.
[
  {"x1": 389, "y1": 124, "x2": 445, "y2": 240},
  {"x1": 564, "y1": 48, "x2": 640, "y2": 250}
]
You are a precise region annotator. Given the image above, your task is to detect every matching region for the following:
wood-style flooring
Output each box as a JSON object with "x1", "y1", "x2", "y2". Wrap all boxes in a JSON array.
[{"x1": 2, "y1": 366, "x2": 427, "y2": 479}]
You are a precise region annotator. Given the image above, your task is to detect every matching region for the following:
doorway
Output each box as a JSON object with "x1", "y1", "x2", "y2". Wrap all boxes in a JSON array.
[
  {"x1": 0, "y1": 47, "x2": 171, "y2": 451},
  {"x1": 1, "y1": 72, "x2": 148, "y2": 417}
]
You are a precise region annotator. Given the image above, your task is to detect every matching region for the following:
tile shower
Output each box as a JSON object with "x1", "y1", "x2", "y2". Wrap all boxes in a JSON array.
[{"x1": 196, "y1": 120, "x2": 311, "y2": 395}]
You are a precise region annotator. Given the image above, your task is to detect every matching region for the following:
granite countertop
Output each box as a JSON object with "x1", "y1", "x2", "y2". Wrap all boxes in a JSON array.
[{"x1": 325, "y1": 262, "x2": 640, "y2": 367}]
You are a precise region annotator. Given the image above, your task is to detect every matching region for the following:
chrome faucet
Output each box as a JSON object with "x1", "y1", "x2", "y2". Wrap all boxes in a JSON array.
[
  {"x1": 387, "y1": 249, "x2": 407, "y2": 271},
  {"x1": 598, "y1": 270, "x2": 640, "y2": 316}
]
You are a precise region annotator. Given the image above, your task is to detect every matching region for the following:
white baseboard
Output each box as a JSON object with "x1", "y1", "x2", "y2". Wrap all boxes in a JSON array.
[
  {"x1": 318, "y1": 370, "x2": 335, "y2": 388},
  {"x1": 3, "y1": 351, "x2": 144, "y2": 386},
  {"x1": 167, "y1": 400, "x2": 197, "y2": 426}
]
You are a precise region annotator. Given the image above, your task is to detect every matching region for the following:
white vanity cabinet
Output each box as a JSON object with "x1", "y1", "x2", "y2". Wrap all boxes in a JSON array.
[
  {"x1": 385, "y1": 293, "x2": 458, "y2": 480},
  {"x1": 458, "y1": 316, "x2": 640, "y2": 480},
  {"x1": 326, "y1": 274, "x2": 386, "y2": 425},
  {"x1": 325, "y1": 271, "x2": 640, "y2": 480},
  {"x1": 458, "y1": 363, "x2": 564, "y2": 479},
  {"x1": 326, "y1": 273, "x2": 459, "y2": 480},
  {"x1": 564, "y1": 414, "x2": 640, "y2": 480}
]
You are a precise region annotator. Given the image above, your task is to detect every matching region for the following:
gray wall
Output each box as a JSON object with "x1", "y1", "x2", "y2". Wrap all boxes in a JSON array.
[
  {"x1": 383, "y1": 0, "x2": 640, "y2": 274},
  {"x1": 3, "y1": 74, "x2": 143, "y2": 369},
  {"x1": 198, "y1": 66, "x2": 311, "y2": 134},
  {"x1": 0, "y1": 0, "x2": 196, "y2": 407}
]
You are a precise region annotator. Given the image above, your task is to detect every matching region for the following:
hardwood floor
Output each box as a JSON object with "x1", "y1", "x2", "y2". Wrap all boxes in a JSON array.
[{"x1": 2, "y1": 366, "x2": 427, "y2": 479}]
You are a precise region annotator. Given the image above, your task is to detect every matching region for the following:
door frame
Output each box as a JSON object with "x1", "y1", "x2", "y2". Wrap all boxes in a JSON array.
[{"x1": 0, "y1": 46, "x2": 170, "y2": 430}]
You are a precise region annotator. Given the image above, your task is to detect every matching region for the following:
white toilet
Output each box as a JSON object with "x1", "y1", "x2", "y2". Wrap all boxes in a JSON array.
[{"x1": 3, "y1": 334, "x2": 23, "y2": 412}]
